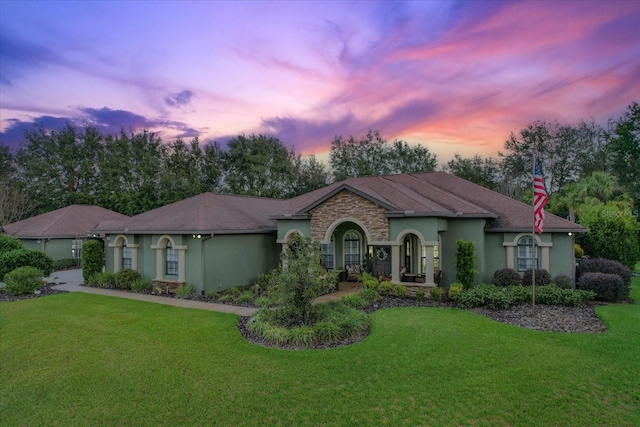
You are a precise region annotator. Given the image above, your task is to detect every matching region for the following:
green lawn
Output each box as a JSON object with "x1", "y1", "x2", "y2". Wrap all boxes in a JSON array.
[{"x1": 1, "y1": 280, "x2": 639, "y2": 426}]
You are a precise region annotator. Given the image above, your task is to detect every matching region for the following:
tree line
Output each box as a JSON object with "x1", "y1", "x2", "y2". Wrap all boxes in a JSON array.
[{"x1": 1, "y1": 101, "x2": 638, "y2": 263}]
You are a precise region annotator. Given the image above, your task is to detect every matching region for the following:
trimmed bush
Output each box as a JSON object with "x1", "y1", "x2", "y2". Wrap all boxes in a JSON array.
[
  {"x1": 114, "y1": 268, "x2": 142, "y2": 290},
  {"x1": 430, "y1": 286, "x2": 443, "y2": 302},
  {"x1": 393, "y1": 284, "x2": 407, "y2": 298},
  {"x1": 91, "y1": 271, "x2": 116, "y2": 288},
  {"x1": 522, "y1": 269, "x2": 552, "y2": 286},
  {"x1": 53, "y1": 258, "x2": 80, "y2": 271},
  {"x1": 448, "y1": 283, "x2": 463, "y2": 302},
  {"x1": 0, "y1": 235, "x2": 24, "y2": 254},
  {"x1": 0, "y1": 248, "x2": 54, "y2": 280},
  {"x1": 358, "y1": 288, "x2": 381, "y2": 303},
  {"x1": 378, "y1": 281, "x2": 394, "y2": 296},
  {"x1": 552, "y1": 273, "x2": 573, "y2": 289},
  {"x1": 491, "y1": 268, "x2": 522, "y2": 287},
  {"x1": 458, "y1": 284, "x2": 510, "y2": 310},
  {"x1": 577, "y1": 272, "x2": 627, "y2": 302},
  {"x1": 130, "y1": 278, "x2": 150, "y2": 293},
  {"x1": 574, "y1": 244, "x2": 584, "y2": 258},
  {"x1": 4, "y1": 266, "x2": 44, "y2": 295},
  {"x1": 176, "y1": 283, "x2": 198, "y2": 299},
  {"x1": 415, "y1": 288, "x2": 425, "y2": 300},
  {"x1": 363, "y1": 278, "x2": 380, "y2": 292},
  {"x1": 455, "y1": 239, "x2": 477, "y2": 289},
  {"x1": 577, "y1": 258, "x2": 632, "y2": 288},
  {"x1": 81, "y1": 240, "x2": 103, "y2": 283},
  {"x1": 504, "y1": 285, "x2": 532, "y2": 305},
  {"x1": 341, "y1": 294, "x2": 368, "y2": 310},
  {"x1": 535, "y1": 284, "x2": 564, "y2": 305}
]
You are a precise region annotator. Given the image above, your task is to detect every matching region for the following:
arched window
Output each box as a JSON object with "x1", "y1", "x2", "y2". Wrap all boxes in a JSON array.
[
  {"x1": 166, "y1": 242, "x2": 178, "y2": 275},
  {"x1": 517, "y1": 235, "x2": 539, "y2": 272},
  {"x1": 344, "y1": 231, "x2": 360, "y2": 267},
  {"x1": 122, "y1": 244, "x2": 132, "y2": 269}
]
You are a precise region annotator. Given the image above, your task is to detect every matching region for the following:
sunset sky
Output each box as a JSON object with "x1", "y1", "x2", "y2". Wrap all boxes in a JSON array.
[{"x1": 1, "y1": 0, "x2": 638, "y2": 162}]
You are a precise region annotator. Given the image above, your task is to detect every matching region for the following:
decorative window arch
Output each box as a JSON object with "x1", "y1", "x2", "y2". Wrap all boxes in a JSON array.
[
  {"x1": 503, "y1": 233, "x2": 552, "y2": 272},
  {"x1": 151, "y1": 235, "x2": 187, "y2": 281},
  {"x1": 108, "y1": 234, "x2": 138, "y2": 272}
]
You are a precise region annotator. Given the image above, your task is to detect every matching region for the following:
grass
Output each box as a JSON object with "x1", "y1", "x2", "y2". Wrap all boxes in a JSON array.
[{"x1": 1, "y1": 280, "x2": 639, "y2": 426}]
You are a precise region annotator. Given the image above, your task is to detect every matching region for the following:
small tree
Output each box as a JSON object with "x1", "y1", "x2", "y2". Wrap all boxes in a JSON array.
[
  {"x1": 0, "y1": 234, "x2": 24, "y2": 255},
  {"x1": 455, "y1": 239, "x2": 477, "y2": 289},
  {"x1": 268, "y1": 234, "x2": 337, "y2": 326},
  {"x1": 82, "y1": 240, "x2": 103, "y2": 283}
]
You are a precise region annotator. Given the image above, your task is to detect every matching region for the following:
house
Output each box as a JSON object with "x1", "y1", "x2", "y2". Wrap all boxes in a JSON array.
[
  {"x1": 1, "y1": 205, "x2": 128, "y2": 260},
  {"x1": 95, "y1": 172, "x2": 586, "y2": 293}
]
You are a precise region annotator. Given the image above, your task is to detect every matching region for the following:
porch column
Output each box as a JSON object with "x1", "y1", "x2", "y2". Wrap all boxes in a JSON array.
[
  {"x1": 154, "y1": 248, "x2": 163, "y2": 280},
  {"x1": 424, "y1": 245, "x2": 435, "y2": 285},
  {"x1": 113, "y1": 246, "x2": 121, "y2": 272},
  {"x1": 391, "y1": 244, "x2": 401, "y2": 283},
  {"x1": 178, "y1": 248, "x2": 186, "y2": 282},
  {"x1": 131, "y1": 244, "x2": 139, "y2": 270}
]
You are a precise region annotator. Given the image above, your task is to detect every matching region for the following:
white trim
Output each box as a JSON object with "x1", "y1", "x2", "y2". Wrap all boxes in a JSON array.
[
  {"x1": 322, "y1": 217, "x2": 372, "y2": 244},
  {"x1": 503, "y1": 233, "x2": 553, "y2": 271},
  {"x1": 277, "y1": 229, "x2": 304, "y2": 244}
]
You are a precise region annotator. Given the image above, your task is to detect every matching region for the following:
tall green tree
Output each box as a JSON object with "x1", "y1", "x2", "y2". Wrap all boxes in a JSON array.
[
  {"x1": 606, "y1": 101, "x2": 640, "y2": 213},
  {"x1": 222, "y1": 134, "x2": 296, "y2": 199},
  {"x1": 291, "y1": 154, "x2": 331, "y2": 197},
  {"x1": 445, "y1": 153, "x2": 498, "y2": 189},
  {"x1": 96, "y1": 130, "x2": 163, "y2": 215},
  {"x1": 330, "y1": 130, "x2": 436, "y2": 181},
  {"x1": 15, "y1": 123, "x2": 103, "y2": 213},
  {"x1": 0, "y1": 144, "x2": 34, "y2": 225}
]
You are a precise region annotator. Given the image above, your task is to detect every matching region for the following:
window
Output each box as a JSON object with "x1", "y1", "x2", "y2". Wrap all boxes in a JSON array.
[
  {"x1": 166, "y1": 242, "x2": 178, "y2": 275},
  {"x1": 517, "y1": 236, "x2": 539, "y2": 272},
  {"x1": 344, "y1": 231, "x2": 360, "y2": 266},
  {"x1": 72, "y1": 239, "x2": 83, "y2": 259},
  {"x1": 321, "y1": 237, "x2": 335, "y2": 269},
  {"x1": 122, "y1": 245, "x2": 132, "y2": 269}
]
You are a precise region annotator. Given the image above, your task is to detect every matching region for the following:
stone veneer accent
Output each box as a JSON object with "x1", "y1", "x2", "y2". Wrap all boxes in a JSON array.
[{"x1": 309, "y1": 190, "x2": 389, "y2": 241}]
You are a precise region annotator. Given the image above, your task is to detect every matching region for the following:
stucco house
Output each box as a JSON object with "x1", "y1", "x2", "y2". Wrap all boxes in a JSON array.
[
  {"x1": 94, "y1": 172, "x2": 586, "y2": 293},
  {"x1": 1, "y1": 204, "x2": 128, "y2": 260}
]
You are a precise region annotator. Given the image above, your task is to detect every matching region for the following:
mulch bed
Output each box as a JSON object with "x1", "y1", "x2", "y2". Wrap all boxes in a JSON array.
[{"x1": 0, "y1": 283, "x2": 67, "y2": 302}]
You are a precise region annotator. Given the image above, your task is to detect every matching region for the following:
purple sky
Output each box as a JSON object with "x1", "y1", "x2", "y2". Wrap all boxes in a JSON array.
[{"x1": 1, "y1": 0, "x2": 638, "y2": 162}]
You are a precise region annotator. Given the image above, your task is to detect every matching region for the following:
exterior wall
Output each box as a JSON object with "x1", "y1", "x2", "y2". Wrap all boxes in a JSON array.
[
  {"x1": 388, "y1": 217, "x2": 439, "y2": 242},
  {"x1": 203, "y1": 233, "x2": 280, "y2": 293},
  {"x1": 484, "y1": 233, "x2": 507, "y2": 279},
  {"x1": 105, "y1": 232, "x2": 279, "y2": 293},
  {"x1": 19, "y1": 237, "x2": 82, "y2": 260},
  {"x1": 277, "y1": 220, "x2": 310, "y2": 241},
  {"x1": 438, "y1": 219, "x2": 486, "y2": 286},
  {"x1": 309, "y1": 190, "x2": 388, "y2": 242}
]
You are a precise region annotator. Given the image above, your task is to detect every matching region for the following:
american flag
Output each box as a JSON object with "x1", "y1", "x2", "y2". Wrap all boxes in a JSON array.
[{"x1": 533, "y1": 158, "x2": 549, "y2": 233}]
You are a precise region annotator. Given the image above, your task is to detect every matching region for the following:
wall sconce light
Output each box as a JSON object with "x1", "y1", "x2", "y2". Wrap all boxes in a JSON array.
[
  {"x1": 192, "y1": 234, "x2": 202, "y2": 239},
  {"x1": 568, "y1": 232, "x2": 573, "y2": 237}
]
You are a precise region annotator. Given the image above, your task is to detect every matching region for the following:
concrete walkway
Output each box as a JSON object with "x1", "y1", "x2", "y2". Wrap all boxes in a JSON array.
[
  {"x1": 48, "y1": 269, "x2": 359, "y2": 315},
  {"x1": 48, "y1": 269, "x2": 257, "y2": 316}
]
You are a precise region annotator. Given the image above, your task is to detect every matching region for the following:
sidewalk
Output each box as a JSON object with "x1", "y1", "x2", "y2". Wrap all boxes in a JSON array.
[
  {"x1": 48, "y1": 270, "x2": 359, "y2": 315},
  {"x1": 48, "y1": 269, "x2": 257, "y2": 316}
]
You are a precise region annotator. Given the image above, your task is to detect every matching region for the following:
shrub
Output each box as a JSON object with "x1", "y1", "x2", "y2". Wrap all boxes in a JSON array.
[
  {"x1": 561, "y1": 289, "x2": 596, "y2": 307},
  {"x1": 114, "y1": 268, "x2": 142, "y2": 290},
  {"x1": 448, "y1": 283, "x2": 464, "y2": 302},
  {"x1": 130, "y1": 278, "x2": 150, "y2": 293},
  {"x1": 415, "y1": 288, "x2": 425, "y2": 300},
  {"x1": 254, "y1": 296, "x2": 271, "y2": 307},
  {"x1": 176, "y1": 283, "x2": 198, "y2": 299},
  {"x1": 577, "y1": 272, "x2": 627, "y2": 302},
  {"x1": 53, "y1": 258, "x2": 80, "y2": 271},
  {"x1": 574, "y1": 244, "x2": 584, "y2": 258},
  {"x1": 3, "y1": 266, "x2": 44, "y2": 295},
  {"x1": 457, "y1": 284, "x2": 510, "y2": 310},
  {"x1": 262, "y1": 325, "x2": 291, "y2": 346},
  {"x1": 81, "y1": 240, "x2": 103, "y2": 283},
  {"x1": 91, "y1": 271, "x2": 116, "y2": 288},
  {"x1": 290, "y1": 326, "x2": 316, "y2": 347},
  {"x1": 504, "y1": 285, "x2": 532, "y2": 305},
  {"x1": 0, "y1": 248, "x2": 54, "y2": 280},
  {"x1": 236, "y1": 290, "x2": 255, "y2": 304},
  {"x1": 522, "y1": 269, "x2": 552, "y2": 286},
  {"x1": 455, "y1": 239, "x2": 477, "y2": 289},
  {"x1": 430, "y1": 286, "x2": 443, "y2": 302},
  {"x1": 577, "y1": 258, "x2": 632, "y2": 288},
  {"x1": 341, "y1": 294, "x2": 368, "y2": 310},
  {"x1": 313, "y1": 322, "x2": 342, "y2": 343},
  {"x1": 378, "y1": 281, "x2": 394, "y2": 296},
  {"x1": 535, "y1": 285, "x2": 564, "y2": 305},
  {"x1": 0, "y1": 235, "x2": 24, "y2": 254},
  {"x1": 552, "y1": 273, "x2": 573, "y2": 289},
  {"x1": 358, "y1": 288, "x2": 381, "y2": 303},
  {"x1": 393, "y1": 284, "x2": 407, "y2": 298},
  {"x1": 491, "y1": 268, "x2": 522, "y2": 287},
  {"x1": 363, "y1": 278, "x2": 380, "y2": 292}
]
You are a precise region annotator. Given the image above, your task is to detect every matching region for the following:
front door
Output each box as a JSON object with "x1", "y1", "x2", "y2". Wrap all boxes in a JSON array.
[{"x1": 372, "y1": 246, "x2": 391, "y2": 278}]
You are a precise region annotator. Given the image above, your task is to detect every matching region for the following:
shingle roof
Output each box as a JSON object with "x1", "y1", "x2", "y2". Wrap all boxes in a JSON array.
[
  {"x1": 3, "y1": 205, "x2": 128, "y2": 238},
  {"x1": 93, "y1": 193, "x2": 286, "y2": 234},
  {"x1": 276, "y1": 172, "x2": 586, "y2": 232}
]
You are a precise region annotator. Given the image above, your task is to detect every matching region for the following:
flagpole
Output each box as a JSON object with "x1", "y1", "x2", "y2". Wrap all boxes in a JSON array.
[{"x1": 532, "y1": 153, "x2": 536, "y2": 315}]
